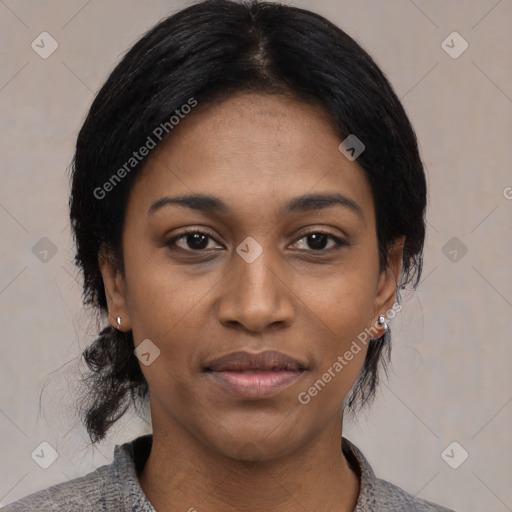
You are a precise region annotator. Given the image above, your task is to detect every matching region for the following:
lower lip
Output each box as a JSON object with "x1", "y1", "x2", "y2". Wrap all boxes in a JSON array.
[{"x1": 207, "y1": 370, "x2": 304, "y2": 399}]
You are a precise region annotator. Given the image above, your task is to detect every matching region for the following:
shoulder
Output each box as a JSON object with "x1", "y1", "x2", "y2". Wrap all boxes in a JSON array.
[
  {"x1": 341, "y1": 437, "x2": 456, "y2": 512},
  {"x1": 1, "y1": 434, "x2": 154, "y2": 512},
  {"x1": 373, "y1": 476, "x2": 456, "y2": 511},
  {"x1": 0, "y1": 464, "x2": 111, "y2": 511}
]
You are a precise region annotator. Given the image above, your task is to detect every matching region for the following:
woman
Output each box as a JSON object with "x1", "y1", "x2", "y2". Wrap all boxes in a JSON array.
[{"x1": 3, "y1": 0, "x2": 455, "y2": 510}]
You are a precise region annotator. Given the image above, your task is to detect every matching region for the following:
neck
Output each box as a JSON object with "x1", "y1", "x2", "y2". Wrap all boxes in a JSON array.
[{"x1": 138, "y1": 417, "x2": 360, "y2": 512}]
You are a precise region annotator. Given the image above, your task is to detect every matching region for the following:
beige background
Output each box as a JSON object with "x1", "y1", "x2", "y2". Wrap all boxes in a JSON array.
[{"x1": 1, "y1": 1, "x2": 511, "y2": 510}]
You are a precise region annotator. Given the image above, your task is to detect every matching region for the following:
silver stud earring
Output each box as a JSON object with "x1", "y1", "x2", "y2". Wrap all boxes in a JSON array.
[
  {"x1": 116, "y1": 316, "x2": 122, "y2": 330},
  {"x1": 377, "y1": 315, "x2": 388, "y2": 332}
]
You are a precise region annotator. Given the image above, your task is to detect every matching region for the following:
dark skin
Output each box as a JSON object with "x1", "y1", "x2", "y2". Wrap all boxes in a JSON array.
[{"x1": 100, "y1": 92, "x2": 404, "y2": 512}]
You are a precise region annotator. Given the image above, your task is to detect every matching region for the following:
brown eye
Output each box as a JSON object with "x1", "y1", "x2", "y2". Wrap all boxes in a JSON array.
[
  {"x1": 182, "y1": 233, "x2": 210, "y2": 250},
  {"x1": 292, "y1": 231, "x2": 347, "y2": 252},
  {"x1": 166, "y1": 230, "x2": 223, "y2": 252},
  {"x1": 305, "y1": 233, "x2": 330, "y2": 250}
]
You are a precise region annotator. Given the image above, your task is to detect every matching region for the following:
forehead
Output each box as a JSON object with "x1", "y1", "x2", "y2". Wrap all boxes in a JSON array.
[{"x1": 130, "y1": 92, "x2": 375, "y2": 224}]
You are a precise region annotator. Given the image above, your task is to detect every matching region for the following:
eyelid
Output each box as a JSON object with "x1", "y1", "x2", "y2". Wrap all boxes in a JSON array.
[
  {"x1": 165, "y1": 226, "x2": 349, "y2": 253},
  {"x1": 291, "y1": 228, "x2": 349, "y2": 250},
  {"x1": 166, "y1": 227, "x2": 223, "y2": 248},
  {"x1": 297, "y1": 227, "x2": 346, "y2": 239}
]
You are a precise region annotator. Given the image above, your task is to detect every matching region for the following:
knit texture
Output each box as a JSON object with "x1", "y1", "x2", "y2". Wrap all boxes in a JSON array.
[{"x1": 2, "y1": 434, "x2": 455, "y2": 511}]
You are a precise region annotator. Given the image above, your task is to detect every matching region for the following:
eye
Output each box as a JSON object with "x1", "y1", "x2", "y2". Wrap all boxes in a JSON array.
[
  {"x1": 165, "y1": 229, "x2": 348, "y2": 254},
  {"x1": 291, "y1": 231, "x2": 347, "y2": 252},
  {"x1": 165, "y1": 229, "x2": 223, "y2": 252}
]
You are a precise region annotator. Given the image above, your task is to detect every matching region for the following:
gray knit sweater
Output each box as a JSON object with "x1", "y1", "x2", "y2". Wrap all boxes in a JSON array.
[{"x1": 2, "y1": 434, "x2": 455, "y2": 511}]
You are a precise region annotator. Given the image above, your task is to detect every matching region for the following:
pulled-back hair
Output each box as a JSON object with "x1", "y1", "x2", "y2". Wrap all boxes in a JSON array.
[{"x1": 70, "y1": 0, "x2": 426, "y2": 443}]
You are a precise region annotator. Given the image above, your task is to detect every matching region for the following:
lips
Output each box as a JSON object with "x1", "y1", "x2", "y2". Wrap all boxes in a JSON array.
[
  {"x1": 204, "y1": 350, "x2": 307, "y2": 400},
  {"x1": 204, "y1": 350, "x2": 306, "y2": 372}
]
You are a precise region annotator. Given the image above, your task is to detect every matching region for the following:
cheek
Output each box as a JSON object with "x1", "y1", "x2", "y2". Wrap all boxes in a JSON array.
[
  {"x1": 124, "y1": 250, "x2": 212, "y2": 336},
  {"x1": 295, "y1": 260, "x2": 377, "y2": 395},
  {"x1": 300, "y1": 260, "x2": 377, "y2": 337},
  {"x1": 122, "y1": 249, "x2": 223, "y2": 392}
]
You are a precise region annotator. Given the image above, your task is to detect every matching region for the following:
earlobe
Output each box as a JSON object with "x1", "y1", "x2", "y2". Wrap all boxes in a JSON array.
[
  {"x1": 98, "y1": 250, "x2": 132, "y2": 332},
  {"x1": 373, "y1": 236, "x2": 405, "y2": 330}
]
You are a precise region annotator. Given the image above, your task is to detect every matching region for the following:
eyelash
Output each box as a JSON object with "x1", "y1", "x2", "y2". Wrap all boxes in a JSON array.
[{"x1": 165, "y1": 228, "x2": 348, "y2": 254}]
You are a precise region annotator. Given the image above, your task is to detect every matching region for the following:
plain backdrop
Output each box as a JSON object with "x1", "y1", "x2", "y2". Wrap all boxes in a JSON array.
[{"x1": 1, "y1": 1, "x2": 511, "y2": 511}]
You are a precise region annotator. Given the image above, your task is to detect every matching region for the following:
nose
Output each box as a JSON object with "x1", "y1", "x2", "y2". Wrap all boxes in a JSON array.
[{"x1": 217, "y1": 243, "x2": 294, "y2": 333}]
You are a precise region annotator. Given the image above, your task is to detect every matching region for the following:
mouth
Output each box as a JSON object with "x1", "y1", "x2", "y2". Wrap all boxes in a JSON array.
[{"x1": 203, "y1": 350, "x2": 307, "y2": 400}]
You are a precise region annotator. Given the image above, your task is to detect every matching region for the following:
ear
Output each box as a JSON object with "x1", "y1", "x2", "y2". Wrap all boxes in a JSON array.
[
  {"x1": 99, "y1": 248, "x2": 132, "y2": 332},
  {"x1": 372, "y1": 236, "x2": 405, "y2": 333}
]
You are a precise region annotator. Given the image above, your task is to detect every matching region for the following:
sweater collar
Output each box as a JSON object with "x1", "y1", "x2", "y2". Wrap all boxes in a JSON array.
[{"x1": 113, "y1": 434, "x2": 377, "y2": 511}]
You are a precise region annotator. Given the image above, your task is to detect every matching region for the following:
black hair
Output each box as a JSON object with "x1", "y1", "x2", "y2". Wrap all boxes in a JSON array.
[{"x1": 70, "y1": 0, "x2": 426, "y2": 443}]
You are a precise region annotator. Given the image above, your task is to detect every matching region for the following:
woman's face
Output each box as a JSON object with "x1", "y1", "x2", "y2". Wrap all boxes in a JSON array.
[{"x1": 101, "y1": 92, "x2": 402, "y2": 460}]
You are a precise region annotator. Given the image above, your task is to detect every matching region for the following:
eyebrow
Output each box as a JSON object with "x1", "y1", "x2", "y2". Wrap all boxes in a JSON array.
[{"x1": 149, "y1": 192, "x2": 365, "y2": 221}]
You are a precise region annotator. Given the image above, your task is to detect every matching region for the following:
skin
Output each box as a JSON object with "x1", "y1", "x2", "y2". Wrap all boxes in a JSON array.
[{"x1": 100, "y1": 91, "x2": 404, "y2": 512}]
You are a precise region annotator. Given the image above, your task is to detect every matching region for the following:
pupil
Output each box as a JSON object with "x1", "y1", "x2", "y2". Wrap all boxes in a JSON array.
[
  {"x1": 188, "y1": 233, "x2": 208, "y2": 249},
  {"x1": 308, "y1": 233, "x2": 328, "y2": 250},
  {"x1": 185, "y1": 233, "x2": 329, "y2": 251}
]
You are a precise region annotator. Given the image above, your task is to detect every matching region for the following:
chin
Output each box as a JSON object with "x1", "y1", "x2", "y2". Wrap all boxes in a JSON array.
[{"x1": 200, "y1": 415, "x2": 312, "y2": 463}]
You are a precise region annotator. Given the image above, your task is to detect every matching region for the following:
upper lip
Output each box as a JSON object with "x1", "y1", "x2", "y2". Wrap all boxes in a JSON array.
[{"x1": 204, "y1": 350, "x2": 307, "y2": 372}]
